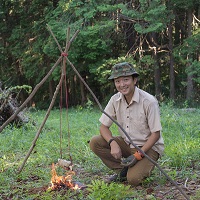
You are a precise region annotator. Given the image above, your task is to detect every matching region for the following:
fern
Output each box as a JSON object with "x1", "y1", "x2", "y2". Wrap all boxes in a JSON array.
[{"x1": 87, "y1": 179, "x2": 135, "y2": 200}]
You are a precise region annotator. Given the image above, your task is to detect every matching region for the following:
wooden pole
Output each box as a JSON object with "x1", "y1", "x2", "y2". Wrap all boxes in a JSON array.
[
  {"x1": 17, "y1": 26, "x2": 79, "y2": 172},
  {"x1": 18, "y1": 74, "x2": 64, "y2": 173}
]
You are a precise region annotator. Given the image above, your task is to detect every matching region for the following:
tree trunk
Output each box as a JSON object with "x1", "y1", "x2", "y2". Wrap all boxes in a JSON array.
[
  {"x1": 186, "y1": 9, "x2": 194, "y2": 101},
  {"x1": 79, "y1": 77, "x2": 87, "y2": 105},
  {"x1": 46, "y1": 57, "x2": 54, "y2": 101},
  {"x1": 151, "y1": 33, "x2": 161, "y2": 101},
  {"x1": 70, "y1": 75, "x2": 77, "y2": 106},
  {"x1": 153, "y1": 58, "x2": 161, "y2": 101},
  {"x1": 52, "y1": 0, "x2": 59, "y2": 8},
  {"x1": 168, "y1": 21, "x2": 175, "y2": 99},
  {"x1": 49, "y1": 80, "x2": 54, "y2": 100}
]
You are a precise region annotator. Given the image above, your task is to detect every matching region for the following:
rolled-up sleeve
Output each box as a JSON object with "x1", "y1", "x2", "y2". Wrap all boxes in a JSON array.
[
  {"x1": 99, "y1": 97, "x2": 116, "y2": 127},
  {"x1": 146, "y1": 101, "x2": 162, "y2": 133}
]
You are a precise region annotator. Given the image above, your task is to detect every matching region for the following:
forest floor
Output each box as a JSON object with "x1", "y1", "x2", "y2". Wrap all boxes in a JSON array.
[
  {"x1": 8, "y1": 165, "x2": 199, "y2": 200},
  {"x1": 1, "y1": 107, "x2": 199, "y2": 199}
]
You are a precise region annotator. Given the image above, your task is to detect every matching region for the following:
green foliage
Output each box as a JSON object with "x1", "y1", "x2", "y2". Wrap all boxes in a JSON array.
[
  {"x1": 0, "y1": 0, "x2": 199, "y2": 107},
  {"x1": 160, "y1": 102, "x2": 200, "y2": 168},
  {"x1": 186, "y1": 60, "x2": 200, "y2": 84},
  {"x1": 123, "y1": 0, "x2": 173, "y2": 34},
  {"x1": 134, "y1": 22, "x2": 163, "y2": 34},
  {"x1": 89, "y1": 56, "x2": 137, "y2": 82},
  {"x1": 87, "y1": 180, "x2": 134, "y2": 200},
  {"x1": 173, "y1": 32, "x2": 200, "y2": 97},
  {"x1": 170, "y1": 0, "x2": 200, "y2": 9},
  {"x1": 174, "y1": 33, "x2": 200, "y2": 57},
  {"x1": 9, "y1": 85, "x2": 32, "y2": 94},
  {"x1": 72, "y1": 22, "x2": 114, "y2": 62},
  {"x1": 191, "y1": 190, "x2": 200, "y2": 200},
  {"x1": 0, "y1": 85, "x2": 32, "y2": 100}
]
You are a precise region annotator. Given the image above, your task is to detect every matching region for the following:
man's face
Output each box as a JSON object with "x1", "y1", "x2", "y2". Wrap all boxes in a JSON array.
[{"x1": 114, "y1": 76, "x2": 137, "y2": 97}]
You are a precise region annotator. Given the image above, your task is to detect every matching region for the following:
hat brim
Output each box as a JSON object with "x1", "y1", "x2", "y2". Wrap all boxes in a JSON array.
[{"x1": 108, "y1": 72, "x2": 139, "y2": 80}]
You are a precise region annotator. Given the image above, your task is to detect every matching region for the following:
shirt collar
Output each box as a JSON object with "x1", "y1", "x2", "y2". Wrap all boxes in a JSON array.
[{"x1": 132, "y1": 86, "x2": 139, "y2": 103}]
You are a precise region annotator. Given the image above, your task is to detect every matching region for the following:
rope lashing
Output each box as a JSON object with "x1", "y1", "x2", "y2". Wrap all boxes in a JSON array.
[
  {"x1": 59, "y1": 50, "x2": 72, "y2": 164},
  {"x1": 61, "y1": 52, "x2": 68, "y2": 57}
]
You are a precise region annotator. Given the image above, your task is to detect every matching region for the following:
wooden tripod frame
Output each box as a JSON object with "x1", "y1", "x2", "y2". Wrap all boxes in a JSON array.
[{"x1": 0, "y1": 25, "x2": 189, "y2": 200}]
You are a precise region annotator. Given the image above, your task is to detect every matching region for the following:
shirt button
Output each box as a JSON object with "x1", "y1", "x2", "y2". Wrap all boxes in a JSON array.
[
  {"x1": 127, "y1": 116, "x2": 129, "y2": 118},
  {"x1": 127, "y1": 126, "x2": 129, "y2": 128}
]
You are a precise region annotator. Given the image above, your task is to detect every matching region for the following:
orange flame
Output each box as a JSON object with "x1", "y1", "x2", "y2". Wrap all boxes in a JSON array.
[{"x1": 48, "y1": 163, "x2": 77, "y2": 190}]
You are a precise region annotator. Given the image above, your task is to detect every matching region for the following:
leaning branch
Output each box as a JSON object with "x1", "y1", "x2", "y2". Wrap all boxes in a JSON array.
[
  {"x1": 0, "y1": 56, "x2": 62, "y2": 133},
  {"x1": 18, "y1": 74, "x2": 64, "y2": 173}
]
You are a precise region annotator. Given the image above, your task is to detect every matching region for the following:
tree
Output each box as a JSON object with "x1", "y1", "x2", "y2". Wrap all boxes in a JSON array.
[
  {"x1": 0, "y1": 0, "x2": 199, "y2": 108},
  {"x1": 0, "y1": 0, "x2": 56, "y2": 107},
  {"x1": 172, "y1": 0, "x2": 200, "y2": 103}
]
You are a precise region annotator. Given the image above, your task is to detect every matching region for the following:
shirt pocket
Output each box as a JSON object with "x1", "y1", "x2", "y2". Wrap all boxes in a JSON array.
[{"x1": 131, "y1": 111, "x2": 149, "y2": 133}]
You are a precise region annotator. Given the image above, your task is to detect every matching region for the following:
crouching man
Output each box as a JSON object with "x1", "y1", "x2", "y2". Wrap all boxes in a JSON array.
[{"x1": 90, "y1": 62, "x2": 164, "y2": 186}]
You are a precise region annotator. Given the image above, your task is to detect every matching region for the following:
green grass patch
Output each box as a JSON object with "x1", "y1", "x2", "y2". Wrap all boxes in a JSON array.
[
  {"x1": 0, "y1": 104, "x2": 199, "y2": 199},
  {"x1": 160, "y1": 103, "x2": 200, "y2": 169}
]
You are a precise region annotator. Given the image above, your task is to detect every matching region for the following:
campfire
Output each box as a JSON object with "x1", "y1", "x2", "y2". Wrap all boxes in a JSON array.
[{"x1": 48, "y1": 159, "x2": 86, "y2": 191}]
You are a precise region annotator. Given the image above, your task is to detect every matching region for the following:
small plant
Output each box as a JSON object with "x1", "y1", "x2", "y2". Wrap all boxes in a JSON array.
[
  {"x1": 85, "y1": 98, "x2": 94, "y2": 110},
  {"x1": 191, "y1": 190, "x2": 200, "y2": 200},
  {"x1": 87, "y1": 179, "x2": 134, "y2": 200}
]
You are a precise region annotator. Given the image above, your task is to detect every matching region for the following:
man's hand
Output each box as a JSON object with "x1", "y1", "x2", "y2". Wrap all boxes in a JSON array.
[
  {"x1": 110, "y1": 140, "x2": 122, "y2": 159},
  {"x1": 121, "y1": 151, "x2": 144, "y2": 167}
]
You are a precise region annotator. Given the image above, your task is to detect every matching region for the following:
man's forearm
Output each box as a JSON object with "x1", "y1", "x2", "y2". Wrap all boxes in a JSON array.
[
  {"x1": 100, "y1": 124, "x2": 113, "y2": 143},
  {"x1": 141, "y1": 131, "x2": 160, "y2": 153}
]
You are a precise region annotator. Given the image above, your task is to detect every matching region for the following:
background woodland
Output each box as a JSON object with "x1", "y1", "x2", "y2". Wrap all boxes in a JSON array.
[{"x1": 0, "y1": 0, "x2": 200, "y2": 108}]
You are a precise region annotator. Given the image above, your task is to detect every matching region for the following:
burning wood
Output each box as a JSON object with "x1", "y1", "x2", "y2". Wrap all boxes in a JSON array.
[
  {"x1": 48, "y1": 162, "x2": 86, "y2": 191},
  {"x1": 58, "y1": 159, "x2": 72, "y2": 170}
]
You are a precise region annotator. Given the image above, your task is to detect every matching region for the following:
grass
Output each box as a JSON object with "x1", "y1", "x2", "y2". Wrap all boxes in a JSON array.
[
  {"x1": 160, "y1": 102, "x2": 200, "y2": 169},
  {"x1": 0, "y1": 103, "x2": 200, "y2": 199}
]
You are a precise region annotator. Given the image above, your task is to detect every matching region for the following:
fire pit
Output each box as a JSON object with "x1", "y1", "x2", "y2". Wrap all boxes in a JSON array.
[{"x1": 48, "y1": 160, "x2": 87, "y2": 191}]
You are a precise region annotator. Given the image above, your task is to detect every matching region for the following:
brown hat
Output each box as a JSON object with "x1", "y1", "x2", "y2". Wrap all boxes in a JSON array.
[{"x1": 108, "y1": 62, "x2": 139, "y2": 80}]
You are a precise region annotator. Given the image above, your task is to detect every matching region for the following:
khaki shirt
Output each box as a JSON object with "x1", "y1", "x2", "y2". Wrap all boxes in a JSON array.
[{"x1": 99, "y1": 87, "x2": 164, "y2": 155}]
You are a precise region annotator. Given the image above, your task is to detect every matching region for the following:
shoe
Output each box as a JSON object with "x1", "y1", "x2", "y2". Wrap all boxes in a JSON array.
[
  {"x1": 104, "y1": 167, "x2": 128, "y2": 183},
  {"x1": 120, "y1": 166, "x2": 128, "y2": 178},
  {"x1": 104, "y1": 174, "x2": 118, "y2": 183}
]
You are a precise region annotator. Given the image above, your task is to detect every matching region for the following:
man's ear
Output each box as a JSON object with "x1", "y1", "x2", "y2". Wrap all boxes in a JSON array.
[
  {"x1": 134, "y1": 77, "x2": 139, "y2": 87},
  {"x1": 133, "y1": 77, "x2": 138, "y2": 83}
]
